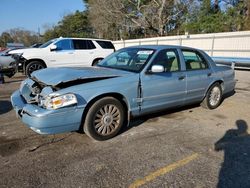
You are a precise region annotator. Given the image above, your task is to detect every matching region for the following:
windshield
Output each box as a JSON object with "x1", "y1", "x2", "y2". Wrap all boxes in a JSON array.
[
  {"x1": 39, "y1": 39, "x2": 57, "y2": 48},
  {"x1": 97, "y1": 48, "x2": 155, "y2": 72}
]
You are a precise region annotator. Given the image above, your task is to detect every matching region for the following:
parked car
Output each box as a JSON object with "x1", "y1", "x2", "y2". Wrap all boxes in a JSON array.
[
  {"x1": 0, "y1": 49, "x2": 18, "y2": 78},
  {"x1": 11, "y1": 45, "x2": 235, "y2": 140},
  {"x1": 10, "y1": 37, "x2": 115, "y2": 77}
]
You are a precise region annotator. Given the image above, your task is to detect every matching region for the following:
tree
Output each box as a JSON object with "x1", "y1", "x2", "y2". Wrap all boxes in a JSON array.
[
  {"x1": 0, "y1": 32, "x2": 14, "y2": 47},
  {"x1": 242, "y1": 0, "x2": 250, "y2": 30},
  {"x1": 183, "y1": 0, "x2": 249, "y2": 34},
  {"x1": 0, "y1": 29, "x2": 39, "y2": 47},
  {"x1": 87, "y1": 0, "x2": 191, "y2": 40},
  {"x1": 43, "y1": 10, "x2": 93, "y2": 42},
  {"x1": 8, "y1": 28, "x2": 40, "y2": 46}
]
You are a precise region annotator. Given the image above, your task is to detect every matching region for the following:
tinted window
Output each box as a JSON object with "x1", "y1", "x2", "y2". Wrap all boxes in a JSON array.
[
  {"x1": 152, "y1": 49, "x2": 180, "y2": 72},
  {"x1": 96, "y1": 40, "x2": 115, "y2": 49},
  {"x1": 55, "y1": 39, "x2": 72, "y2": 50},
  {"x1": 73, "y1": 40, "x2": 96, "y2": 50},
  {"x1": 182, "y1": 50, "x2": 208, "y2": 70}
]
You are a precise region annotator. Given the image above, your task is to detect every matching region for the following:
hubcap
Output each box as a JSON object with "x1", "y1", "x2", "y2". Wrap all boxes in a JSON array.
[
  {"x1": 28, "y1": 63, "x2": 44, "y2": 75},
  {"x1": 94, "y1": 104, "x2": 120, "y2": 136},
  {"x1": 209, "y1": 86, "x2": 221, "y2": 106}
]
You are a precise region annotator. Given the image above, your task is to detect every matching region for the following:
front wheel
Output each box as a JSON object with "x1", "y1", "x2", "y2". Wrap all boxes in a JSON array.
[
  {"x1": 25, "y1": 61, "x2": 45, "y2": 77},
  {"x1": 83, "y1": 97, "x2": 125, "y2": 141},
  {"x1": 201, "y1": 83, "x2": 222, "y2": 109},
  {"x1": 92, "y1": 59, "x2": 103, "y2": 66},
  {"x1": 5, "y1": 71, "x2": 16, "y2": 78}
]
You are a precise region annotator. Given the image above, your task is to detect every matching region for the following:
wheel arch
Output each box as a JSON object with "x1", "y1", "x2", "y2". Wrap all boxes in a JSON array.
[
  {"x1": 204, "y1": 80, "x2": 224, "y2": 99},
  {"x1": 23, "y1": 58, "x2": 47, "y2": 70},
  {"x1": 92, "y1": 58, "x2": 104, "y2": 66},
  {"x1": 79, "y1": 92, "x2": 130, "y2": 132}
]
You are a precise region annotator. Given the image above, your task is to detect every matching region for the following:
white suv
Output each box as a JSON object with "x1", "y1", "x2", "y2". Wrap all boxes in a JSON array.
[{"x1": 11, "y1": 37, "x2": 115, "y2": 76}]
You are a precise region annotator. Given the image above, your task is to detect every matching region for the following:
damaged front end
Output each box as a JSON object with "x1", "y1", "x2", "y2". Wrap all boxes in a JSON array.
[
  {"x1": 11, "y1": 69, "x2": 120, "y2": 135},
  {"x1": 19, "y1": 78, "x2": 78, "y2": 110},
  {"x1": 11, "y1": 77, "x2": 85, "y2": 134}
]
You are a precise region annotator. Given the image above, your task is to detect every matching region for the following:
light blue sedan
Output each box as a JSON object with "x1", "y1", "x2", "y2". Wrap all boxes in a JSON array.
[{"x1": 11, "y1": 45, "x2": 235, "y2": 140}]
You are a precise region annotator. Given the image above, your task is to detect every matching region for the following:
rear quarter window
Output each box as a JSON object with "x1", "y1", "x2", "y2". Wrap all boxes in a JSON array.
[{"x1": 96, "y1": 41, "x2": 115, "y2": 50}]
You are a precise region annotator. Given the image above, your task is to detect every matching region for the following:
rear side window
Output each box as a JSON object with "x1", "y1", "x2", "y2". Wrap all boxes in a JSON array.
[
  {"x1": 182, "y1": 50, "x2": 208, "y2": 70},
  {"x1": 73, "y1": 40, "x2": 96, "y2": 50},
  {"x1": 96, "y1": 40, "x2": 115, "y2": 50}
]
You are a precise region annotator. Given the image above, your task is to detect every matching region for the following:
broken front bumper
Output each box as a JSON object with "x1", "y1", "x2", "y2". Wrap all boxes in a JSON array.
[{"x1": 11, "y1": 90, "x2": 84, "y2": 134}]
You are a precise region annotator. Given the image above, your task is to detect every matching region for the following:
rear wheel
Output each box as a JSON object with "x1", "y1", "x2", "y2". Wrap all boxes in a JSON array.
[
  {"x1": 83, "y1": 97, "x2": 125, "y2": 141},
  {"x1": 201, "y1": 83, "x2": 222, "y2": 109},
  {"x1": 25, "y1": 61, "x2": 45, "y2": 77}
]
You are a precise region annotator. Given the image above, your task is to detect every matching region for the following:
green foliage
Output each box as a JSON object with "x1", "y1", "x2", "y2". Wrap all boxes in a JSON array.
[
  {"x1": 43, "y1": 10, "x2": 93, "y2": 42},
  {"x1": 184, "y1": 0, "x2": 249, "y2": 34}
]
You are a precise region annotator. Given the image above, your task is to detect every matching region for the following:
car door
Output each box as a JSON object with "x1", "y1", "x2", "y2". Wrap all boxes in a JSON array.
[
  {"x1": 181, "y1": 50, "x2": 213, "y2": 104},
  {"x1": 72, "y1": 39, "x2": 95, "y2": 66},
  {"x1": 140, "y1": 49, "x2": 187, "y2": 114},
  {"x1": 48, "y1": 39, "x2": 75, "y2": 67}
]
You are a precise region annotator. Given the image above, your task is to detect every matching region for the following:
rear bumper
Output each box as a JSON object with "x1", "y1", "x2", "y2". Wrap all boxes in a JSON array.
[{"x1": 11, "y1": 90, "x2": 84, "y2": 134}]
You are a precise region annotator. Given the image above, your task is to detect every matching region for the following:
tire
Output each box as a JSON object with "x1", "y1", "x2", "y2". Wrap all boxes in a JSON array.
[
  {"x1": 92, "y1": 59, "x2": 103, "y2": 66},
  {"x1": 83, "y1": 97, "x2": 125, "y2": 141},
  {"x1": 201, "y1": 83, "x2": 222, "y2": 109},
  {"x1": 5, "y1": 71, "x2": 15, "y2": 78},
  {"x1": 25, "y1": 61, "x2": 45, "y2": 77}
]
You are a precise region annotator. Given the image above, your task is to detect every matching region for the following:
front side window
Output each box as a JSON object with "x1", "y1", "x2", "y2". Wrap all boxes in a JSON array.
[
  {"x1": 55, "y1": 39, "x2": 72, "y2": 50},
  {"x1": 182, "y1": 50, "x2": 208, "y2": 70},
  {"x1": 98, "y1": 48, "x2": 155, "y2": 72},
  {"x1": 151, "y1": 49, "x2": 180, "y2": 72}
]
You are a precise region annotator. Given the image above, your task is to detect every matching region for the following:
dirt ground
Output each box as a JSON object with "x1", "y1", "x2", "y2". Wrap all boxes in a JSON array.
[{"x1": 0, "y1": 70, "x2": 250, "y2": 188}]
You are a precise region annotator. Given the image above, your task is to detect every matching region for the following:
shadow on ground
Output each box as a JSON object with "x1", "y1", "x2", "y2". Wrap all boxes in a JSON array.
[
  {"x1": 121, "y1": 103, "x2": 200, "y2": 134},
  {"x1": 121, "y1": 90, "x2": 235, "y2": 134},
  {"x1": 0, "y1": 100, "x2": 12, "y2": 115},
  {"x1": 215, "y1": 119, "x2": 250, "y2": 188}
]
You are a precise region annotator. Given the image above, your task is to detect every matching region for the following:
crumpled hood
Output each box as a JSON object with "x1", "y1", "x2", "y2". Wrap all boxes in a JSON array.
[{"x1": 31, "y1": 66, "x2": 131, "y2": 87}]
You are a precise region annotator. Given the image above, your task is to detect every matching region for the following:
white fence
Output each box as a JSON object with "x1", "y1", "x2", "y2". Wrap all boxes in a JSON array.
[{"x1": 113, "y1": 31, "x2": 250, "y2": 58}]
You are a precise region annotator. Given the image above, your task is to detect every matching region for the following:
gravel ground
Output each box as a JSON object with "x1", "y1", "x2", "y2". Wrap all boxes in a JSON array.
[{"x1": 0, "y1": 70, "x2": 250, "y2": 188}]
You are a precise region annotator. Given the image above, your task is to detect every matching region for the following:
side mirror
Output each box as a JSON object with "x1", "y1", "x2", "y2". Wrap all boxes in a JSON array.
[
  {"x1": 151, "y1": 65, "x2": 164, "y2": 73},
  {"x1": 50, "y1": 44, "x2": 58, "y2": 51}
]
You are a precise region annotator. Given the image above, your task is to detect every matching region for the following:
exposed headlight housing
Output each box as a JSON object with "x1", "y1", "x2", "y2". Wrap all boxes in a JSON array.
[{"x1": 41, "y1": 93, "x2": 77, "y2": 110}]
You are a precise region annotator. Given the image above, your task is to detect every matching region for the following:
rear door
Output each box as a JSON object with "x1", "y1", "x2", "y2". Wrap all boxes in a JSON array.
[
  {"x1": 181, "y1": 50, "x2": 213, "y2": 104},
  {"x1": 73, "y1": 39, "x2": 95, "y2": 66},
  {"x1": 140, "y1": 49, "x2": 187, "y2": 114}
]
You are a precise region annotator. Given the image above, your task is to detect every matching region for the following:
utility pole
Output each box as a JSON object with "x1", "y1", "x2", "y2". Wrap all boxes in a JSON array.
[{"x1": 38, "y1": 27, "x2": 41, "y2": 42}]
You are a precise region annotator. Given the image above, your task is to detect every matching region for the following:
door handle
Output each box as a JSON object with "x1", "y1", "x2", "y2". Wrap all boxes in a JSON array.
[
  {"x1": 178, "y1": 76, "x2": 185, "y2": 80},
  {"x1": 207, "y1": 73, "x2": 212, "y2": 77},
  {"x1": 68, "y1": 52, "x2": 74, "y2": 54}
]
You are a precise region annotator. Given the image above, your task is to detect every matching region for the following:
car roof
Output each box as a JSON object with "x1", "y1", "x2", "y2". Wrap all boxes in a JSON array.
[
  {"x1": 57, "y1": 37, "x2": 112, "y2": 42},
  {"x1": 123, "y1": 45, "x2": 200, "y2": 51}
]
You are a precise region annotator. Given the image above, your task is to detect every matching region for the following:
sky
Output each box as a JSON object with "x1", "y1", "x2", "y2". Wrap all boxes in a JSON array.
[{"x1": 0, "y1": 0, "x2": 85, "y2": 35}]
